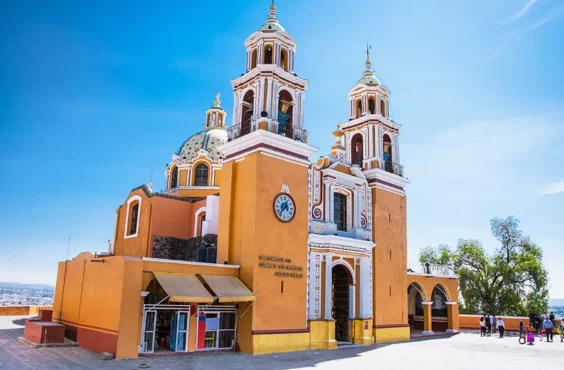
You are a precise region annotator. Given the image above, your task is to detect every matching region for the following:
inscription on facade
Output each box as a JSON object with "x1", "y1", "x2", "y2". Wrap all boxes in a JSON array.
[{"x1": 258, "y1": 255, "x2": 304, "y2": 278}]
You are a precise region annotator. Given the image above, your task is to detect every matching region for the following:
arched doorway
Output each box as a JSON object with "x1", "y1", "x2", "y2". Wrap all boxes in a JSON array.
[
  {"x1": 431, "y1": 285, "x2": 448, "y2": 332},
  {"x1": 407, "y1": 283, "x2": 425, "y2": 331},
  {"x1": 277, "y1": 90, "x2": 294, "y2": 138},
  {"x1": 332, "y1": 264, "x2": 352, "y2": 342},
  {"x1": 240, "y1": 90, "x2": 254, "y2": 135}
]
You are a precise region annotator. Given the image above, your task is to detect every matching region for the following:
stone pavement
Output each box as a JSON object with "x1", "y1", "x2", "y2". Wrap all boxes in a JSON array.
[{"x1": 1, "y1": 316, "x2": 562, "y2": 370}]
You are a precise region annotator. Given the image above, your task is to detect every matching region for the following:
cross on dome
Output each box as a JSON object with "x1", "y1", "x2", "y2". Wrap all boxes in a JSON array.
[
  {"x1": 214, "y1": 92, "x2": 221, "y2": 108},
  {"x1": 364, "y1": 43, "x2": 372, "y2": 62}
]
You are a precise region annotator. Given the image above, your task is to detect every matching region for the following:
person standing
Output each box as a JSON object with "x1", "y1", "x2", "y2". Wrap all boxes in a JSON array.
[
  {"x1": 479, "y1": 316, "x2": 486, "y2": 337},
  {"x1": 526, "y1": 323, "x2": 535, "y2": 345},
  {"x1": 543, "y1": 316, "x2": 554, "y2": 342},
  {"x1": 497, "y1": 317, "x2": 505, "y2": 338},
  {"x1": 485, "y1": 315, "x2": 491, "y2": 336},
  {"x1": 549, "y1": 311, "x2": 555, "y2": 325},
  {"x1": 492, "y1": 315, "x2": 497, "y2": 334}
]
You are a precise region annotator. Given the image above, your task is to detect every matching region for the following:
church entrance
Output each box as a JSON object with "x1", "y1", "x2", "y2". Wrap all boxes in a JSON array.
[{"x1": 332, "y1": 265, "x2": 350, "y2": 342}]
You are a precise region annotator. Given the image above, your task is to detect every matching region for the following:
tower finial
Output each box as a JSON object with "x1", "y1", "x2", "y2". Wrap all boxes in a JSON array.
[
  {"x1": 269, "y1": 0, "x2": 277, "y2": 19},
  {"x1": 214, "y1": 92, "x2": 221, "y2": 107},
  {"x1": 364, "y1": 43, "x2": 372, "y2": 62}
]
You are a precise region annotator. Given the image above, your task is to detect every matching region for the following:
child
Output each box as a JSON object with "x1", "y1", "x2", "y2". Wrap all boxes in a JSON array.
[
  {"x1": 526, "y1": 323, "x2": 535, "y2": 345},
  {"x1": 539, "y1": 326, "x2": 544, "y2": 342}
]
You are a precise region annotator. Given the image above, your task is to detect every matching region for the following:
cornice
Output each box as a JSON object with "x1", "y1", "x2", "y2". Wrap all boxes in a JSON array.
[
  {"x1": 217, "y1": 129, "x2": 317, "y2": 161},
  {"x1": 364, "y1": 167, "x2": 411, "y2": 189}
]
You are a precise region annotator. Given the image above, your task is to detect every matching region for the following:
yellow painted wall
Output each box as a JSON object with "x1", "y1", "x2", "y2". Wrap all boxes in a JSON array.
[
  {"x1": 252, "y1": 332, "x2": 311, "y2": 355},
  {"x1": 371, "y1": 188, "x2": 408, "y2": 329},
  {"x1": 373, "y1": 326, "x2": 410, "y2": 342},
  {"x1": 168, "y1": 188, "x2": 219, "y2": 198},
  {"x1": 309, "y1": 320, "x2": 337, "y2": 349},
  {"x1": 116, "y1": 258, "x2": 145, "y2": 359},
  {"x1": 179, "y1": 169, "x2": 187, "y2": 186}
]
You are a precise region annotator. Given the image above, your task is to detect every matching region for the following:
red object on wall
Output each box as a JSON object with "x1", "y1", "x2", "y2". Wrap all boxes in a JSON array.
[
  {"x1": 197, "y1": 313, "x2": 206, "y2": 349},
  {"x1": 37, "y1": 310, "x2": 52, "y2": 322},
  {"x1": 24, "y1": 320, "x2": 65, "y2": 344}
]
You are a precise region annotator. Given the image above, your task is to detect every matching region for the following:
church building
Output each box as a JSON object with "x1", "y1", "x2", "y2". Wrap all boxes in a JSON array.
[{"x1": 52, "y1": 3, "x2": 459, "y2": 359}]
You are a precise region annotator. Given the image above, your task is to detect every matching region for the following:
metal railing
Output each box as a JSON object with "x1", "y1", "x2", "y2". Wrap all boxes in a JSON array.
[
  {"x1": 421, "y1": 263, "x2": 452, "y2": 276},
  {"x1": 227, "y1": 120, "x2": 308, "y2": 143},
  {"x1": 379, "y1": 159, "x2": 404, "y2": 178}
]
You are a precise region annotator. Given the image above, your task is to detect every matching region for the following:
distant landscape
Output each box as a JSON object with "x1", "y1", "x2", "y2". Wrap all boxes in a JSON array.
[{"x1": 0, "y1": 282, "x2": 55, "y2": 306}]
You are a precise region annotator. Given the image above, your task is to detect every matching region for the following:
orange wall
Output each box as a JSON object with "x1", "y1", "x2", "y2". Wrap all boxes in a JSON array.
[
  {"x1": 114, "y1": 189, "x2": 152, "y2": 258},
  {"x1": 372, "y1": 188, "x2": 407, "y2": 327},
  {"x1": 0, "y1": 306, "x2": 52, "y2": 316},
  {"x1": 218, "y1": 151, "x2": 310, "y2": 343},
  {"x1": 460, "y1": 314, "x2": 530, "y2": 332},
  {"x1": 150, "y1": 197, "x2": 206, "y2": 241}
]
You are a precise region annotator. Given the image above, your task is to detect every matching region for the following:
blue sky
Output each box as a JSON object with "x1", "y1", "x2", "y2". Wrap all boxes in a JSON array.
[{"x1": 1, "y1": 0, "x2": 563, "y2": 297}]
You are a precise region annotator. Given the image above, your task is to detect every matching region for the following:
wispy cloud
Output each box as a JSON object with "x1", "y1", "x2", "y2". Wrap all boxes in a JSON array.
[
  {"x1": 540, "y1": 180, "x2": 564, "y2": 195},
  {"x1": 510, "y1": 0, "x2": 540, "y2": 21},
  {"x1": 528, "y1": 8, "x2": 561, "y2": 29}
]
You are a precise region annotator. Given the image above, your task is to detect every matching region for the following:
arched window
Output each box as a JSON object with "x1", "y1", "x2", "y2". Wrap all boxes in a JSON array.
[
  {"x1": 251, "y1": 49, "x2": 258, "y2": 69},
  {"x1": 241, "y1": 90, "x2": 254, "y2": 135},
  {"x1": 383, "y1": 134, "x2": 393, "y2": 173},
  {"x1": 334, "y1": 193, "x2": 347, "y2": 231},
  {"x1": 380, "y1": 99, "x2": 386, "y2": 117},
  {"x1": 170, "y1": 167, "x2": 179, "y2": 189},
  {"x1": 368, "y1": 97, "x2": 376, "y2": 114},
  {"x1": 280, "y1": 49, "x2": 288, "y2": 71},
  {"x1": 356, "y1": 99, "x2": 362, "y2": 118},
  {"x1": 194, "y1": 164, "x2": 209, "y2": 186},
  {"x1": 350, "y1": 133, "x2": 364, "y2": 166},
  {"x1": 277, "y1": 90, "x2": 294, "y2": 138},
  {"x1": 124, "y1": 195, "x2": 142, "y2": 238},
  {"x1": 264, "y1": 45, "x2": 273, "y2": 64}
]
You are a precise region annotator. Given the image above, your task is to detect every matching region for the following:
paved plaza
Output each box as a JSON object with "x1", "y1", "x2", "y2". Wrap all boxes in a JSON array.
[{"x1": 0, "y1": 316, "x2": 562, "y2": 370}]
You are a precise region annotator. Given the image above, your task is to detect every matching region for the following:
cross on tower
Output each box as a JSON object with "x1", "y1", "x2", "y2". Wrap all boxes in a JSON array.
[{"x1": 364, "y1": 43, "x2": 372, "y2": 61}]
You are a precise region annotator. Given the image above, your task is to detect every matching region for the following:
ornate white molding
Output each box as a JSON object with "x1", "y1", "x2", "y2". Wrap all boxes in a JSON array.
[
  {"x1": 332, "y1": 258, "x2": 356, "y2": 284},
  {"x1": 309, "y1": 233, "x2": 375, "y2": 253}
]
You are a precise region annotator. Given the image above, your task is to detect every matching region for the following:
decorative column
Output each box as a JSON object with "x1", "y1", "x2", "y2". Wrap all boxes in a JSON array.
[
  {"x1": 265, "y1": 77, "x2": 273, "y2": 119},
  {"x1": 353, "y1": 188, "x2": 360, "y2": 229},
  {"x1": 422, "y1": 301, "x2": 434, "y2": 335},
  {"x1": 324, "y1": 254, "x2": 333, "y2": 320},
  {"x1": 323, "y1": 180, "x2": 332, "y2": 224},
  {"x1": 359, "y1": 258, "x2": 370, "y2": 318},
  {"x1": 308, "y1": 252, "x2": 317, "y2": 319},
  {"x1": 446, "y1": 302, "x2": 458, "y2": 333}
]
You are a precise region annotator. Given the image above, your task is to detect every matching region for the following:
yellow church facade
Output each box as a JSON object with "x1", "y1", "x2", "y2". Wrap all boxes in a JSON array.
[{"x1": 52, "y1": 3, "x2": 459, "y2": 359}]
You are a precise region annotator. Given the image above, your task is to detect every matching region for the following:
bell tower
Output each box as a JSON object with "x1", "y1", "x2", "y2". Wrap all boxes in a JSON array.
[
  {"x1": 230, "y1": 3, "x2": 308, "y2": 141},
  {"x1": 217, "y1": 2, "x2": 317, "y2": 355}
]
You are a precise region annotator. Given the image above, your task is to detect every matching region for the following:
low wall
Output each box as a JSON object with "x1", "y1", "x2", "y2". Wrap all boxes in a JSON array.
[
  {"x1": 459, "y1": 314, "x2": 530, "y2": 332},
  {"x1": 0, "y1": 305, "x2": 53, "y2": 316}
]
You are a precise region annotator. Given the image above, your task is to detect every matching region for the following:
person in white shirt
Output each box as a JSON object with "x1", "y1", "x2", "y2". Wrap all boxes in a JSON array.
[{"x1": 497, "y1": 318, "x2": 505, "y2": 338}]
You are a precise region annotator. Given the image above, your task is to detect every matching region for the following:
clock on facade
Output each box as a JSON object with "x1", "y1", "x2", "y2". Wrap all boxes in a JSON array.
[{"x1": 273, "y1": 193, "x2": 296, "y2": 222}]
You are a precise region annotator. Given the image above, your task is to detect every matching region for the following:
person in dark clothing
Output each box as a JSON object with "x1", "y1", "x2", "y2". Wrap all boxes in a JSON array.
[
  {"x1": 549, "y1": 312, "x2": 555, "y2": 325},
  {"x1": 485, "y1": 315, "x2": 491, "y2": 336}
]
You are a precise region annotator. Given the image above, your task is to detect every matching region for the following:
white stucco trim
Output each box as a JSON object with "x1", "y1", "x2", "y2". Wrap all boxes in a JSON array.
[
  {"x1": 308, "y1": 233, "x2": 375, "y2": 252},
  {"x1": 364, "y1": 167, "x2": 410, "y2": 189},
  {"x1": 194, "y1": 207, "x2": 206, "y2": 237},
  {"x1": 332, "y1": 258, "x2": 356, "y2": 284},
  {"x1": 421, "y1": 301, "x2": 433, "y2": 305},
  {"x1": 124, "y1": 195, "x2": 142, "y2": 239}
]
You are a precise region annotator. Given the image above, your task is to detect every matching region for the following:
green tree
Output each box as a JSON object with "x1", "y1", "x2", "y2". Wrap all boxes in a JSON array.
[{"x1": 419, "y1": 216, "x2": 549, "y2": 316}]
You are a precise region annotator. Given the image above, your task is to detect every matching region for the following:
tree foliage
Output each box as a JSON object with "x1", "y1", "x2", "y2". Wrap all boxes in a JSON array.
[{"x1": 419, "y1": 217, "x2": 549, "y2": 316}]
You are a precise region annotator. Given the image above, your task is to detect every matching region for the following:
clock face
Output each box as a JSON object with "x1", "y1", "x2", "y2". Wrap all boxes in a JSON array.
[{"x1": 273, "y1": 193, "x2": 296, "y2": 222}]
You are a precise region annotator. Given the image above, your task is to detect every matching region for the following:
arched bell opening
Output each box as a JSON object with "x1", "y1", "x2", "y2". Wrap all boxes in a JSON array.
[
  {"x1": 332, "y1": 264, "x2": 352, "y2": 342},
  {"x1": 264, "y1": 45, "x2": 273, "y2": 64},
  {"x1": 350, "y1": 133, "x2": 364, "y2": 166},
  {"x1": 356, "y1": 99, "x2": 362, "y2": 118},
  {"x1": 368, "y1": 97, "x2": 376, "y2": 114},
  {"x1": 240, "y1": 90, "x2": 255, "y2": 135},
  {"x1": 280, "y1": 48, "x2": 288, "y2": 71},
  {"x1": 380, "y1": 99, "x2": 386, "y2": 117},
  {"x1": 277, "y1": 90, "x2": 294, "y2": 138},
  {"x1": 383, "y1": 134, "x2": 393, "y2": 173},
  {"x1": 251, "y1": 48, "x2": 258, "y2": 69}
]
